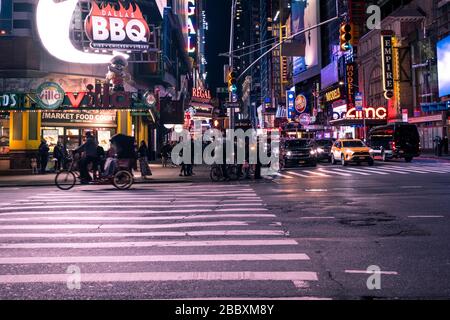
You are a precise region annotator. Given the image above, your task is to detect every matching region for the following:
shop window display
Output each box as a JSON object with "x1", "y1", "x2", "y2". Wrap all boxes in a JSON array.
[{"x1": 0, "y1": 113, "x2": 10, "y2": 155}]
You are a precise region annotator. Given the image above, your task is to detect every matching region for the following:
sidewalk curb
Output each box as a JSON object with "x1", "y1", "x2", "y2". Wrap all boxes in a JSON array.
[
  {"x1": 0, "y1": 179, "x2": 195, "y2": 188},
  {"x1": 417, "y1": 157, "x2": 450, "y2": 162}
]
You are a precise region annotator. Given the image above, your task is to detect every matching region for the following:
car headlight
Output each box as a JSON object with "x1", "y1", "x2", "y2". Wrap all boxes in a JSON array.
[
  {"x1": 345, "y1": 149, "x2": 353, "y2": 154},
  {"x1": 317, "y1": 148, "x2": 324, "y2": 153},
  {"x1": 369, "y1": 149, "x2": 374, "y2": 153},
  {"x1": 286, "y1": 151, "x2": 292, "y2": 157},
  {"x1": 310, "y1": 150, "x2": 317, "y2": 155}
]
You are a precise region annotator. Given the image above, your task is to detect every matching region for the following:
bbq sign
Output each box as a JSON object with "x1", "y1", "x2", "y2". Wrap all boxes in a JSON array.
[{"x1": 84, "y1": 1, "x2": 150, "y2": 51}]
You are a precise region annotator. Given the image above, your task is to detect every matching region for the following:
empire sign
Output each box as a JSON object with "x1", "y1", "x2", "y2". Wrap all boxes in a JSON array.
[{"x1": 381, "y1": 31, "x2": 395, "y2": 100}]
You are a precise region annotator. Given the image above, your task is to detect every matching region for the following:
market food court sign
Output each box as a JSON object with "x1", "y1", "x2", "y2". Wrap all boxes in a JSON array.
[
  {"x1": 42, "y1": 110, "x2": 117, "y2": 126},
  {"x1": 332, "y1": 106, "x2": 387, "y2": 120}
]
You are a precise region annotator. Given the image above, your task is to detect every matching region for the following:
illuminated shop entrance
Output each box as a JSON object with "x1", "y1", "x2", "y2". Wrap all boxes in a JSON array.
[{"x1": 41, "y1": 110, "x2": 118, "y2": 151}]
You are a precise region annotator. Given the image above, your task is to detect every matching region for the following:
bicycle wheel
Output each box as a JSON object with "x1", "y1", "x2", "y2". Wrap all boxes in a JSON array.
[
  {"x1": 113, "y1": 170, "x2": 134, "y2": 190},
  {"x1": 227, "y1": 165, "x2": 239, "y2": 181},
  {"x1": 55, "y1": 171, "x2": 76, "y2": 190},
  {"x1": 210, "y1": 166, "x2": 223, "y2": 182}
]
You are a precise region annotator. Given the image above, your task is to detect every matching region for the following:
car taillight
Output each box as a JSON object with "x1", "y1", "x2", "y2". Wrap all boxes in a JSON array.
[{"x1": 390, "y1": 141, "x2": 396, "y2": 150}]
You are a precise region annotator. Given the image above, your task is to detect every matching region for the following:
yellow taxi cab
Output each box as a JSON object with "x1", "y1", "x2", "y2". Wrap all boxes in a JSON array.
[{"x1": 331, "y1": 139, "x2": 374, "y2": 166}]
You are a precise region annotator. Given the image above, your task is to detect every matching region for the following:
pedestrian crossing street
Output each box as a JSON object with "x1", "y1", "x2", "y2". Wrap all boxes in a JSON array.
[
  {"x1": 0, "y1": 184, "x2": 320, "y2": 299},
  {"x1": 264, "y1": 163, "x2": 450, "y2": 180}
]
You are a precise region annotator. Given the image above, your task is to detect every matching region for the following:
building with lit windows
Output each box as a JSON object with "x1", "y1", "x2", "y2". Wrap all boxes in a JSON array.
[{"x1": 0, "y1": 0, "x2": 191, "y2": 172}]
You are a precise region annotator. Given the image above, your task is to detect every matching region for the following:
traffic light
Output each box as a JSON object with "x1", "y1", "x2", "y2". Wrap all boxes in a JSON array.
[
  {"x1": 340, "y1": 23, "x2": 353, "y2": 51},
  {"x1": 227, "y1": 70, "x2": 238, "y2": 93}
]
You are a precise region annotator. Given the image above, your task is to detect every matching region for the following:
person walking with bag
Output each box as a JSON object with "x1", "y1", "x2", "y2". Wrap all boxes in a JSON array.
[{"x1": 138, "y1": 140, "x2": 152, "y2": 179}]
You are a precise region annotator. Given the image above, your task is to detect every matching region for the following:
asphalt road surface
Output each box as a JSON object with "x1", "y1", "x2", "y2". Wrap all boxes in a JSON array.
[{"x1": 0, "y1": 159, "x2": 449, "y2": 299}]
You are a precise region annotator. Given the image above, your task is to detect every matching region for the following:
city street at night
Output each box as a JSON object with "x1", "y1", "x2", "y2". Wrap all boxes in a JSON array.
[
  {"x1": 1, "y1": 0, "x2": 450, "y2": 309},
  {"x1": 0, "y1": 159, "x2": 449, "y2": 300}
]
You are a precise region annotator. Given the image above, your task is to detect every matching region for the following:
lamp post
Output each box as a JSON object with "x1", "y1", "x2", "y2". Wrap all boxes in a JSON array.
[{"x1": 228, "y1": 0, "x2": 237, "y2": 130}]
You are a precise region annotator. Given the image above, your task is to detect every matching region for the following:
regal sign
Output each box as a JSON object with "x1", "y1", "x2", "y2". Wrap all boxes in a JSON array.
[
  {"x1": 85, "y1": 1, "x2": 150, "y2": 51},
  {"x1": 192, "y1": 88, "x2": 211, "y2": 100},
  {"x1": 187, "y1": 0, "x2": 197, "y2": 56}
]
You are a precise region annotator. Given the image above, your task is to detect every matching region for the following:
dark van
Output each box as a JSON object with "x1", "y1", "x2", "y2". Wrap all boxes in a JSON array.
[{"x1": 368, "y1": 123, "x2": 421, "y2": 162}]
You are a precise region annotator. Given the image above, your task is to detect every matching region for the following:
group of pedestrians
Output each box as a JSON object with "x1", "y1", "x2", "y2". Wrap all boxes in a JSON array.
[
  {"x1": 433, "y1": 136, "x2": 449, "y2": 157},
  {"x1": 36, "y1": 133, "x2": 153, "y2": 183}
]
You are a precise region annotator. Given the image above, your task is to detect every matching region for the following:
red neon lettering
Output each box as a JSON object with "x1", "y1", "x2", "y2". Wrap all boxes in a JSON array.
[{"x1": 66, "y1": 92, "x2": 86, "y2": 108}]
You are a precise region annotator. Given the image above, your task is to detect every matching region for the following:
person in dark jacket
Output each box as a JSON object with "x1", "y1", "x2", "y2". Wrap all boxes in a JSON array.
[
  {"x1": 38, "y1": 139, "x2": 50, "y2": 174},
  {"x1": 95, "y1": 145, "x2": 106, "y2": 178},
  {"x1": 443, "y1": 136, "x2": 449, "y2": 155},
  {"x1": 138, "y1": 140, "x2": 152, "y2": 178},
  {"x1": 75, "y1": 132, "x2": 98, "y2": 184},
  {"x1": 53, "y1": 141, "x2": 67, "y2": 172}
]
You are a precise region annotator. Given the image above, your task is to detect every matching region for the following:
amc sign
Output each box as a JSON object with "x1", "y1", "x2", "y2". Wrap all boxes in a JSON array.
[
  {"x1": 333, "y1": 106, "x2": 387, "y2": 120},
  {"x1": 85, "y1": 2, "x2": 150, "y2": 51}
]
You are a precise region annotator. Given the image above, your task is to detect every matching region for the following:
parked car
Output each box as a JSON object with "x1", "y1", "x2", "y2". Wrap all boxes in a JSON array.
[
  {"x1": 331, "y1": 139, "x2": 374, "y2": 166},
  {"x1": 314, "y1": 139, "x2": 334, "y2": 162},
  {"x1": 368, "y1": 123, "x2": 420, "y2": 162},
  {"x1": 280, "y1": 139, "x2": 317, "y2": 168}
]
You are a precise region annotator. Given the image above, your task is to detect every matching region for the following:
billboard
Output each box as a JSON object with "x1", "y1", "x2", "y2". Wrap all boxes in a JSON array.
[
  {"x1": 291, "y1": 0, "x2": 319, "y2": 76},
  {"x1": 438, "y1": 34, "x2": 450, "y2": 98},
  {"x1": 84, "y1": 2, "x2": 151, "y2": 51}
]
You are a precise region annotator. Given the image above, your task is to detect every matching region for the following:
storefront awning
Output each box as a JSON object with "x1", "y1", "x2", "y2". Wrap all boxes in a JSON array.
[{"x1": 189, "y1": 102, "x2": 214, "y2": 119}]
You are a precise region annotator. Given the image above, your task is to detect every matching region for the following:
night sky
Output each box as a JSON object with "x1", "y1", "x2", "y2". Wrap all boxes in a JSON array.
[{"x1": 205, "y1": 0, "x2": 231, "y2": 94}]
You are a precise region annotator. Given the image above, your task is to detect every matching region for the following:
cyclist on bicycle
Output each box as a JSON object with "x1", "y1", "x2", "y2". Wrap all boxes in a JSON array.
[{"x1": 75, "y1": 132, "x2": 98, "y2": 184}]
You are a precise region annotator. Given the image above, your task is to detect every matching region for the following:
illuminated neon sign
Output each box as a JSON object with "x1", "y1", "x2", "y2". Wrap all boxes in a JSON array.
[
  {"x1": 84, "y1": 2, "x2": 150, "y2": 51},
  {"x1": 381, "y1": 31, "x2": 395, "y2": 100},
  {"x1": 36, "y1": 0, "x2": 122, "y2": 64},
  {"x1": 187, "y1": 0, "x2": 197, "y2": 56}
]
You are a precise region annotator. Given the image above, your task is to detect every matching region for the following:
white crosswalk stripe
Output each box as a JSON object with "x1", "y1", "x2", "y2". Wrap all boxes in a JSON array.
[
  {"x1": 0, "y1": 184, "x2": 318, "y2": 299},
  {"x1": 266, "y1": 164, "x2": 450, "y2": 180}
]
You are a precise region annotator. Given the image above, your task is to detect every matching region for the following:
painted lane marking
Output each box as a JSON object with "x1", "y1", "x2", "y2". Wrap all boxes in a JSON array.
[
  {"x1": 300, "y1": 217, "x2": 335, "y2": 220},
  {"x1": 303, "y1": 170, "x2": 330, "y2": 177},
  {"x1": 0, "y1": 271, "x2": 319, "y2": 284},
  {"x1": 0, "y1": 221, "x2": 251, "y2": 230},
  {"x1": 367, "y1": 167, "x2": 409, "y2": 175},
  {"x1": 408, "y1": 215, "x2": 444, "y2": 218},
  {"x1": 318, "y1": 168, "x2": 352, "y2": 177},
  {"x1": 0, "y1": 239, "x2": 298, "y2": 249},
  {"x1": 349, "y1": 168, "x2": 390, "y2": 175},
  {"x1": 382, "y1": 166, "x2": 429, "y2": 174},
  {"x1": 0, "y1": 203, "x2": 264, "y2": 211},
  {"x1": 285, "y1": 171, "x2": 310, "y2": 178},
  {"x1": 0, "y1": 230, "x2": 286, "y2": 238},
  {"x1": 335, "y1": 168, "x2": 371, "y2": 176},
  {"x1": 399, "y1": 186, "x2": 423, "y2": 189},
  {"x1": 274, "y1": 173, "x2": 294, "y2": 179},
  {"x1": 0, "y1": 253, "x2": 310, "y2": 264},
  {"x1": 0, "y1": 214, "x2": 276, "y2": 222},
  {"x1": 345, "y1": 270, "x2": 398, "y2": 275},
  {"x1": 0, "y1": 208, "x2": 269, "y2": 216}
]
